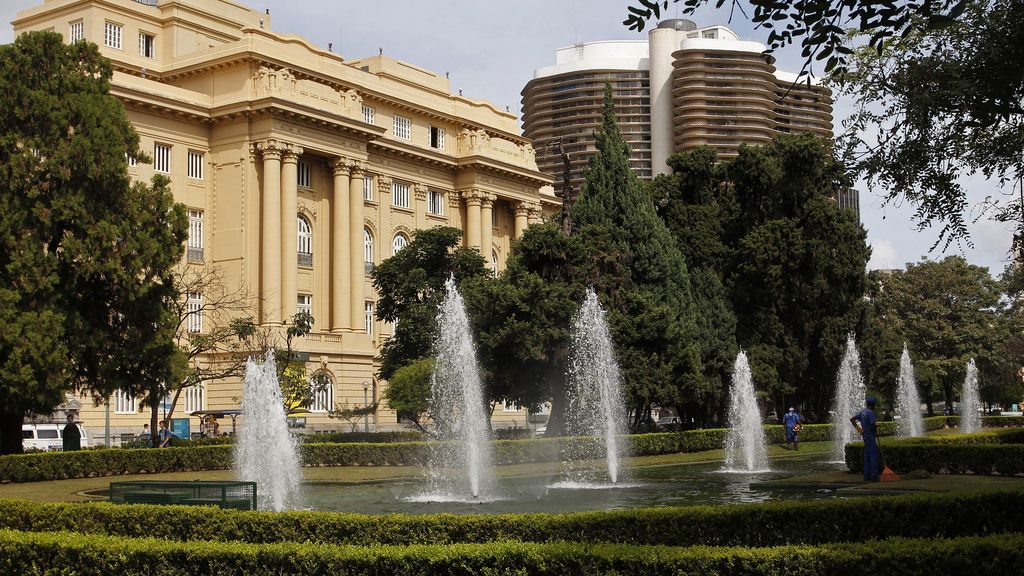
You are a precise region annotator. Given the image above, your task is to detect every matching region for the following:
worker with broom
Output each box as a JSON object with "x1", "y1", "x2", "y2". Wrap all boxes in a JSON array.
[{"x1": 850, "y1": 397, "x2": 881, "y2": 482}]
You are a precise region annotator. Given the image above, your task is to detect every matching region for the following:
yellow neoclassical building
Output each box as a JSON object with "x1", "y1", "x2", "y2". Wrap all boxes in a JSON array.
[{"x1": 12, "y1": 0, "x2": 557, "y2": 440}]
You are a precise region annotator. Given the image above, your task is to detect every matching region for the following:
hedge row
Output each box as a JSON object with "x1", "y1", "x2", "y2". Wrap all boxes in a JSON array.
[
  {"x1": 3, "y1": 489, "x2": 1022, "y2": 547},
  {"x1": 3, "y1": 415, "x2": 1017, "y2": 483},
  {"x1": 1, "y1": 529, "x2": 1023, "y2": 576},
  {"x1": 846, "y1": 442, "x2": 1024, "y2": 475}
]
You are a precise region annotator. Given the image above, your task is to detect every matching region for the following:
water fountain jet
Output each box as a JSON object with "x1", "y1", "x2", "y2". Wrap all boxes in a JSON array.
[
  {"x1": 960, "y1": 358, "x2": 981, "y2": 433},
  {"x1": 234, "y1": 350, "x2": 302, "y2": 511},
  {"x1": 895, "y1": 345, "x2": 924, "y2": 438},
  {"x1": 830, "y1": 334, "x2": 865, "y2": 463},
  {"x1": 723, "y1": 352, "x2": 770, "y2": 473}
]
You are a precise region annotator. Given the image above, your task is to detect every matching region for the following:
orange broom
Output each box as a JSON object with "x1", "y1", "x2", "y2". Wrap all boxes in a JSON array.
[{"x1": 877, "y1": 437, "x2": 901, "y2": 482}]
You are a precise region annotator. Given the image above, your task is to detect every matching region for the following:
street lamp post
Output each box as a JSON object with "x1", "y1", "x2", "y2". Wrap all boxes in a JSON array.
[{"x1": 362, "y1": 381, "x2": 370, "y2": 433}]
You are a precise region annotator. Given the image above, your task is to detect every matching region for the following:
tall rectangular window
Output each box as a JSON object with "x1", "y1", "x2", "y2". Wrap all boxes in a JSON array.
[
  {"x1": 186, "y1": 292, "x2": 203, "y2": 333},
  {"x1": 364, "y1": 302, "x2": 374, "y2": 335},
  {"x1": 362, "y1": 105, "x2": 375, "y2": 124},
  {"x1": 125, "y1": 153, "x2": 137, "y2": 167},
  {"x1": 69, "y1": 21, "x2": 84, "y2": 43},
  {"x1": 393, "y1": 115, "x2": 411, "y2": 140},
  {"x1": 363, "y1": 175, "x2": 374, "y2": 201},
  {"x1": 183, "y1": 384, "x2": 203, "y2": 414},
  {"x1": 104, "y1": 22, "x2": 122, "y2": 49},
  {"x1": 429, "y1": 126, "x2": 445, "y2": 150},
  {"x1": 392, "y1": 181, "x2": 410, "y2": 209},
  {"x1": 114, "y1": 389, "x2": 137, "y2": 414},
  {"x1": 297, "y1": 294, "x2": 312, "y2": 316},
  {"x1": 187, "y1": 209, "x2": 203, "y2": 262},
  {"x1": 187, "y1": 150, "x2": 203, "y2": 180},
  {"x1": 153, "y1": 143, "x2": 171, "y2": 173},
  {"x1": 138, "y1": 32, "x2": 155, "y2": 58},
  {"x1": 427, "y1": 190, "x2": 444, "y2": 215},
  {"x1": 297, "y1": 160, "x2": 311, "y2": 188}
]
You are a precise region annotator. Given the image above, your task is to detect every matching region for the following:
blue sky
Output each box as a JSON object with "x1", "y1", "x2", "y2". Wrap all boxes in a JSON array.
[{"x1": 2, "y1": 0, "x2": 1014, "y2": 274}]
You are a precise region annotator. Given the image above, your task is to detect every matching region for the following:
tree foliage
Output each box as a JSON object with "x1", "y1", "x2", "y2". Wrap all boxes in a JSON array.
[
  {"x1": 0, "y1": 32, "x2": 187, "y2": 454},
  {"x1": 834, "y1": 0, "x2": 1024, "y2": 250},
  {"x1": 867, "y1": 257, "x2": 1013, "y2": 412},
  {"x1": 623, "y1": 0, "x2": 970, "y2": 79},
  {"x1": 654, "y1": 135, "x2": 871, "y2": 419}
]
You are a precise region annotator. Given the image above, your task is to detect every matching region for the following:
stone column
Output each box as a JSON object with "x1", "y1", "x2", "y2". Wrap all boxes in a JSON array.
[
  {"x1": 514, "y1": 201, "x2": 530, "y2": 238},
  {"x1": 330, "y1": 159, "x2": 351, "y2": 332},
  {"x1": 257, "y1": 140, "x2": 282, "y2": 325},
  {"x1": 280, "y1": 144, "x2": 303, "y2": 323},
  {"x1": 349, "y1": 163, "x2": 368, "y2": 331},
  {"x1": 527, "y1": 203, "x2": 542, "y2": 226},
  {"x1": 462, "y1": 190, "x2": 482, "y2": 251},
  {"x1": 480, "y1": 193, "x2": 495, "y2": 262}
]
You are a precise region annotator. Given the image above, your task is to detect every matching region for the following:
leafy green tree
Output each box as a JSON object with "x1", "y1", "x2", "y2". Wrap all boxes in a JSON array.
[
  {"x1": 571, "y1": 85, "x2": 702, "y2": 429},
  {"x1": 868, "y1": 257, "x2": 1007, "y2": 413},
  {"x1": 372, "y1": 226, "x2": 488, "y2": 381},
  {"x1": 379, "y1": 358, "x2": 434, "y2": 431},
  {"x1": 835, "y1": 0, "x2": 1024, "y2": 250},
  {"x1": 623, "y1": 0, "x2": 970, "y2": 78},
  {"x1": 0, "y1": 32, "x2": 187, "y2": 454},
  {"x1": 656, "y1": 136, "x2": 870, "y2": 419}
]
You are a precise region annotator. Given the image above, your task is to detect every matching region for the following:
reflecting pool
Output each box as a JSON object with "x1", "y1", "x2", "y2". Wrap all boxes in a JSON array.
[{"x1": 303, "y1": 458, "x2": 842, "y2": 515}]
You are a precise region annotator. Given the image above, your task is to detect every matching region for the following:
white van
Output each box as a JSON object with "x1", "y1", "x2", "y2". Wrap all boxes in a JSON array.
[{"x1": 22, "y1": 423, "x2": 89, "y2": 451}]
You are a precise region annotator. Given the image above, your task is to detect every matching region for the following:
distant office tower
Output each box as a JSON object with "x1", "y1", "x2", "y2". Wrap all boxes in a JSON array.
[{"x1": 522, "y1": 19, "x2": 833, "y2": 190}]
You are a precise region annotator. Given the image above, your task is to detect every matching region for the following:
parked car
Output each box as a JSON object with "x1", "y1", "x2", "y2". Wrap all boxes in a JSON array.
[
  {"x1": 656, "y1": 416, "x2": 680, "y2": 431},
  {"x1": 22, "y1": 423, "x2": 89, "y2": 451}
]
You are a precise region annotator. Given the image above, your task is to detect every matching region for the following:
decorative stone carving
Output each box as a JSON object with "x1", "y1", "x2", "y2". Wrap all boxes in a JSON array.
[
  {"x1": 413, "y1": 183, "x2": 428, "y2": 201},
  {"x1": 329, "y1": 157, "x2": 350, "y2": 176},
  {"x1": 521, "y1": 142, "x2": 536, "y2": 163},
  {"x1": 514, "y1": 201, "x2": 531, "y2": 217},
  {"x1": 255, "y1": 139, "x2": 284, "y2": 159},
  {"x1": 339, "y1": 88, "x2": 363, "y2": 117},
  {"x1": 253, "y1": 66, "x2": 298, "y2": 97},
  {"x1": 457, "y1": 128, "x2": 491, "y2": 155},
  {"x1": 480, "y1": 193, "x2": 496, "y2": 208},
  {"x1": 298, "y1": 200, "x2": 317, "y2": 221},
  {"x1": 348, "y1": 159, "x2": 365, "y2": 177},
  {"x1": 376, "y1": 174, "x2": 392, "y2": 196},
  {"x1": 448, "y1": 191, "x2": 464, "y2": 209},
  {"x1": 461, "y1": 189, "x2": 484, "y2": 207},
  {"x1": 280, "y1": 143, "x2": 303, "y2": 161}
]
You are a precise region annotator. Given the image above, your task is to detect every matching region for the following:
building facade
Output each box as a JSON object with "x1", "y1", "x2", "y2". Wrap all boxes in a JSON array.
[
  {"x1": 13, "y1": 0, "x2": 557, "y2": 441},
  {"x1": 522, "y1": 19, "x2": 834, "y2": 190}
]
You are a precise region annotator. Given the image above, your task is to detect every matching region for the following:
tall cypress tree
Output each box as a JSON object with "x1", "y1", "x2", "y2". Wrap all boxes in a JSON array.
[{"x1": 572, "y1": 85, "x2": 701, "y2": 427}]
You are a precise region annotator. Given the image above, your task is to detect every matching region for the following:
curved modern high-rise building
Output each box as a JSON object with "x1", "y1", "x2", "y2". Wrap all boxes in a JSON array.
[{"x1": 522, "y1": 19, "x2": 833, "y2": 189}]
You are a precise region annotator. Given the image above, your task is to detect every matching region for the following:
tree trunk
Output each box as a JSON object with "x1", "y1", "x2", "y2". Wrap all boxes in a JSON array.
[
  {"x1": 0, "y1": 407, "x2": 25, "y2": 455},
  {"x1": 150, "y1": 404, "x2": 160, "y2": 448}
]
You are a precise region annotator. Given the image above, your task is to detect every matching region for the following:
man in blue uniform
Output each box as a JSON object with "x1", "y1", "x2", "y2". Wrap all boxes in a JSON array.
[
  {"x1": 850, "y1": 397, "x2": 881, "y2": 481},
  {"x1": 782, "y1": 407, "x2": 802, "y2": 450}
]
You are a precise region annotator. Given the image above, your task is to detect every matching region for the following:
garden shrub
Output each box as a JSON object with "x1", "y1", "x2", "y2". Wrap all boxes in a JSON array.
[
  {"x1": 846, "y1": 442, "x2": 1024, "y2": 475},
  {"x1": 1, "y1": 489, "x2": 1021, "y2": 547},
  {"x1": 0, "y1": 529, "x2": 1021, "y2": 576}
]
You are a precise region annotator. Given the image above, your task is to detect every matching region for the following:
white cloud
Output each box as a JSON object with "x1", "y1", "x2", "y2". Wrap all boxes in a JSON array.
[{"x1": 868, "y1": 239, "x2": 901, "y2": 271}]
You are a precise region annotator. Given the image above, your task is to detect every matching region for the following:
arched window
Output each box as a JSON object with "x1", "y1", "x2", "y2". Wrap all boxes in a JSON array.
[
  {"x1": 491, "y1": 250, "x2": 499, "y2": 278},
  {"x1": 297, "y1": 215, "x2": 312, "y2": 266},
  {"x1": 392, "y1": 233, "x2": 408, "y2": 255},
  {"x1": 310, "y1": 372, "x2": 334, "y2": 413},
  {"x1": 364, "y1": 228, "x2": 374, "y2": 273}
]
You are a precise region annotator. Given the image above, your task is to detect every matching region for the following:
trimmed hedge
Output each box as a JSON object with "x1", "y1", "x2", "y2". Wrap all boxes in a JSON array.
[
  {"x1": 2, "y1": 489, "x2": 1022, "y2": 547},
  {"x1": 1, "y1": 529, "x2": 1023, "y2": 576},
  {"x1": 2, "y1": 415, "x2": 1017, "y2": 483},
  {"x1": 299, "y1": 431, "x2": 425, "y2": 444},
  {"x1": 846, "y1": 442, "x2": 1024, "y2": 475}
]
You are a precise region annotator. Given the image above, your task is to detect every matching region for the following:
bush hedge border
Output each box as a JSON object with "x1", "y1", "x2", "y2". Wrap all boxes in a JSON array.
[
  {"x1": 2, "y1": 415, "x2": 1019, "y2": 483},
  {"x1": 2, "y1": 489, "x2": 1022, "y2": 547},
  {"x1": 1, "y1": 529, "x2": 1022, "y2": 576}
]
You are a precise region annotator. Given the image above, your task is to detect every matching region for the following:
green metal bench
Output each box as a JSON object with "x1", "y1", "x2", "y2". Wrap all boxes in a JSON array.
[{"x1": 109, "y1": 480, "x2": 257, "y2": 510}]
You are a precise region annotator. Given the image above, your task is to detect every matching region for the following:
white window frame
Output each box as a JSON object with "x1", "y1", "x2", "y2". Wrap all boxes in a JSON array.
[
  {"x1": 429, "y1": 126, "x2": 445, "y2": 150},
  {"x1": 297, "y1": 160, "x2": 311, "y2": 188},
  {"x1": 183, "y1": 384, "x2": 204, "y2": 414},
  {"x1": 427, "y1": 190, "x2": 444, "y2": 215},
  {"x1": 364, "y1": 302, "x2": 374, "y2": 335},
  {"x1": 114, "y1": 389, "x2": 137, "y2": 414},
  {"x1": 364, "y1": 228, "x2": 374, "y2": 268},
  {"x1": 392, "y1": 233, "x2": 408, "y2": 255},
  {"x1": 393, "y1": 115, "x2": 411, "y2": 140},
  {"x1": 69, "y1": 21, "x2": 84, "y2": 43},
  {"x1": 363, "y1": 175, "x2": 374, "y2": 201},
  {"x1": 138, "y1": 31, "x2": 156, "y2": 58},
  {"x1": 153, "y1": 143, "x2": 171, "y2": 174},
  {"x1": 362, "y1": 105, "x2": 375, "y2": 125},
  {"x1": 104, "y1": 21, "x2": 123, "y2": 49},
  {"x1": 492, "y1": 251, "x2": 499, "y2": 278},
  {"x1": 297, "y1": 294, "x2": 312, "y2": 316},
  {"x1": 310, "y1": 374, "x2": 334, "y2": 413},
  {"x1": 391, "y1": 181, "x2": 410, "y2": 209},
  {"x1": 297, "y1": 216, "x2": 313, "y2": 260},
  {"x1": 187, "y1": 150, "x2": 204, "y2": 180},
  {"x1": 188, "y1": 209, "x2": 203, "y2": 249},
  {"x1": 125, "y1": 153, "x2": 137, "y2": 167},
  {"x1": 503, "y1": 401, "x2": 520, "y2": 413},
  {"x1": 186, "y1": 292, "x2": 203, "y2": 333}
]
